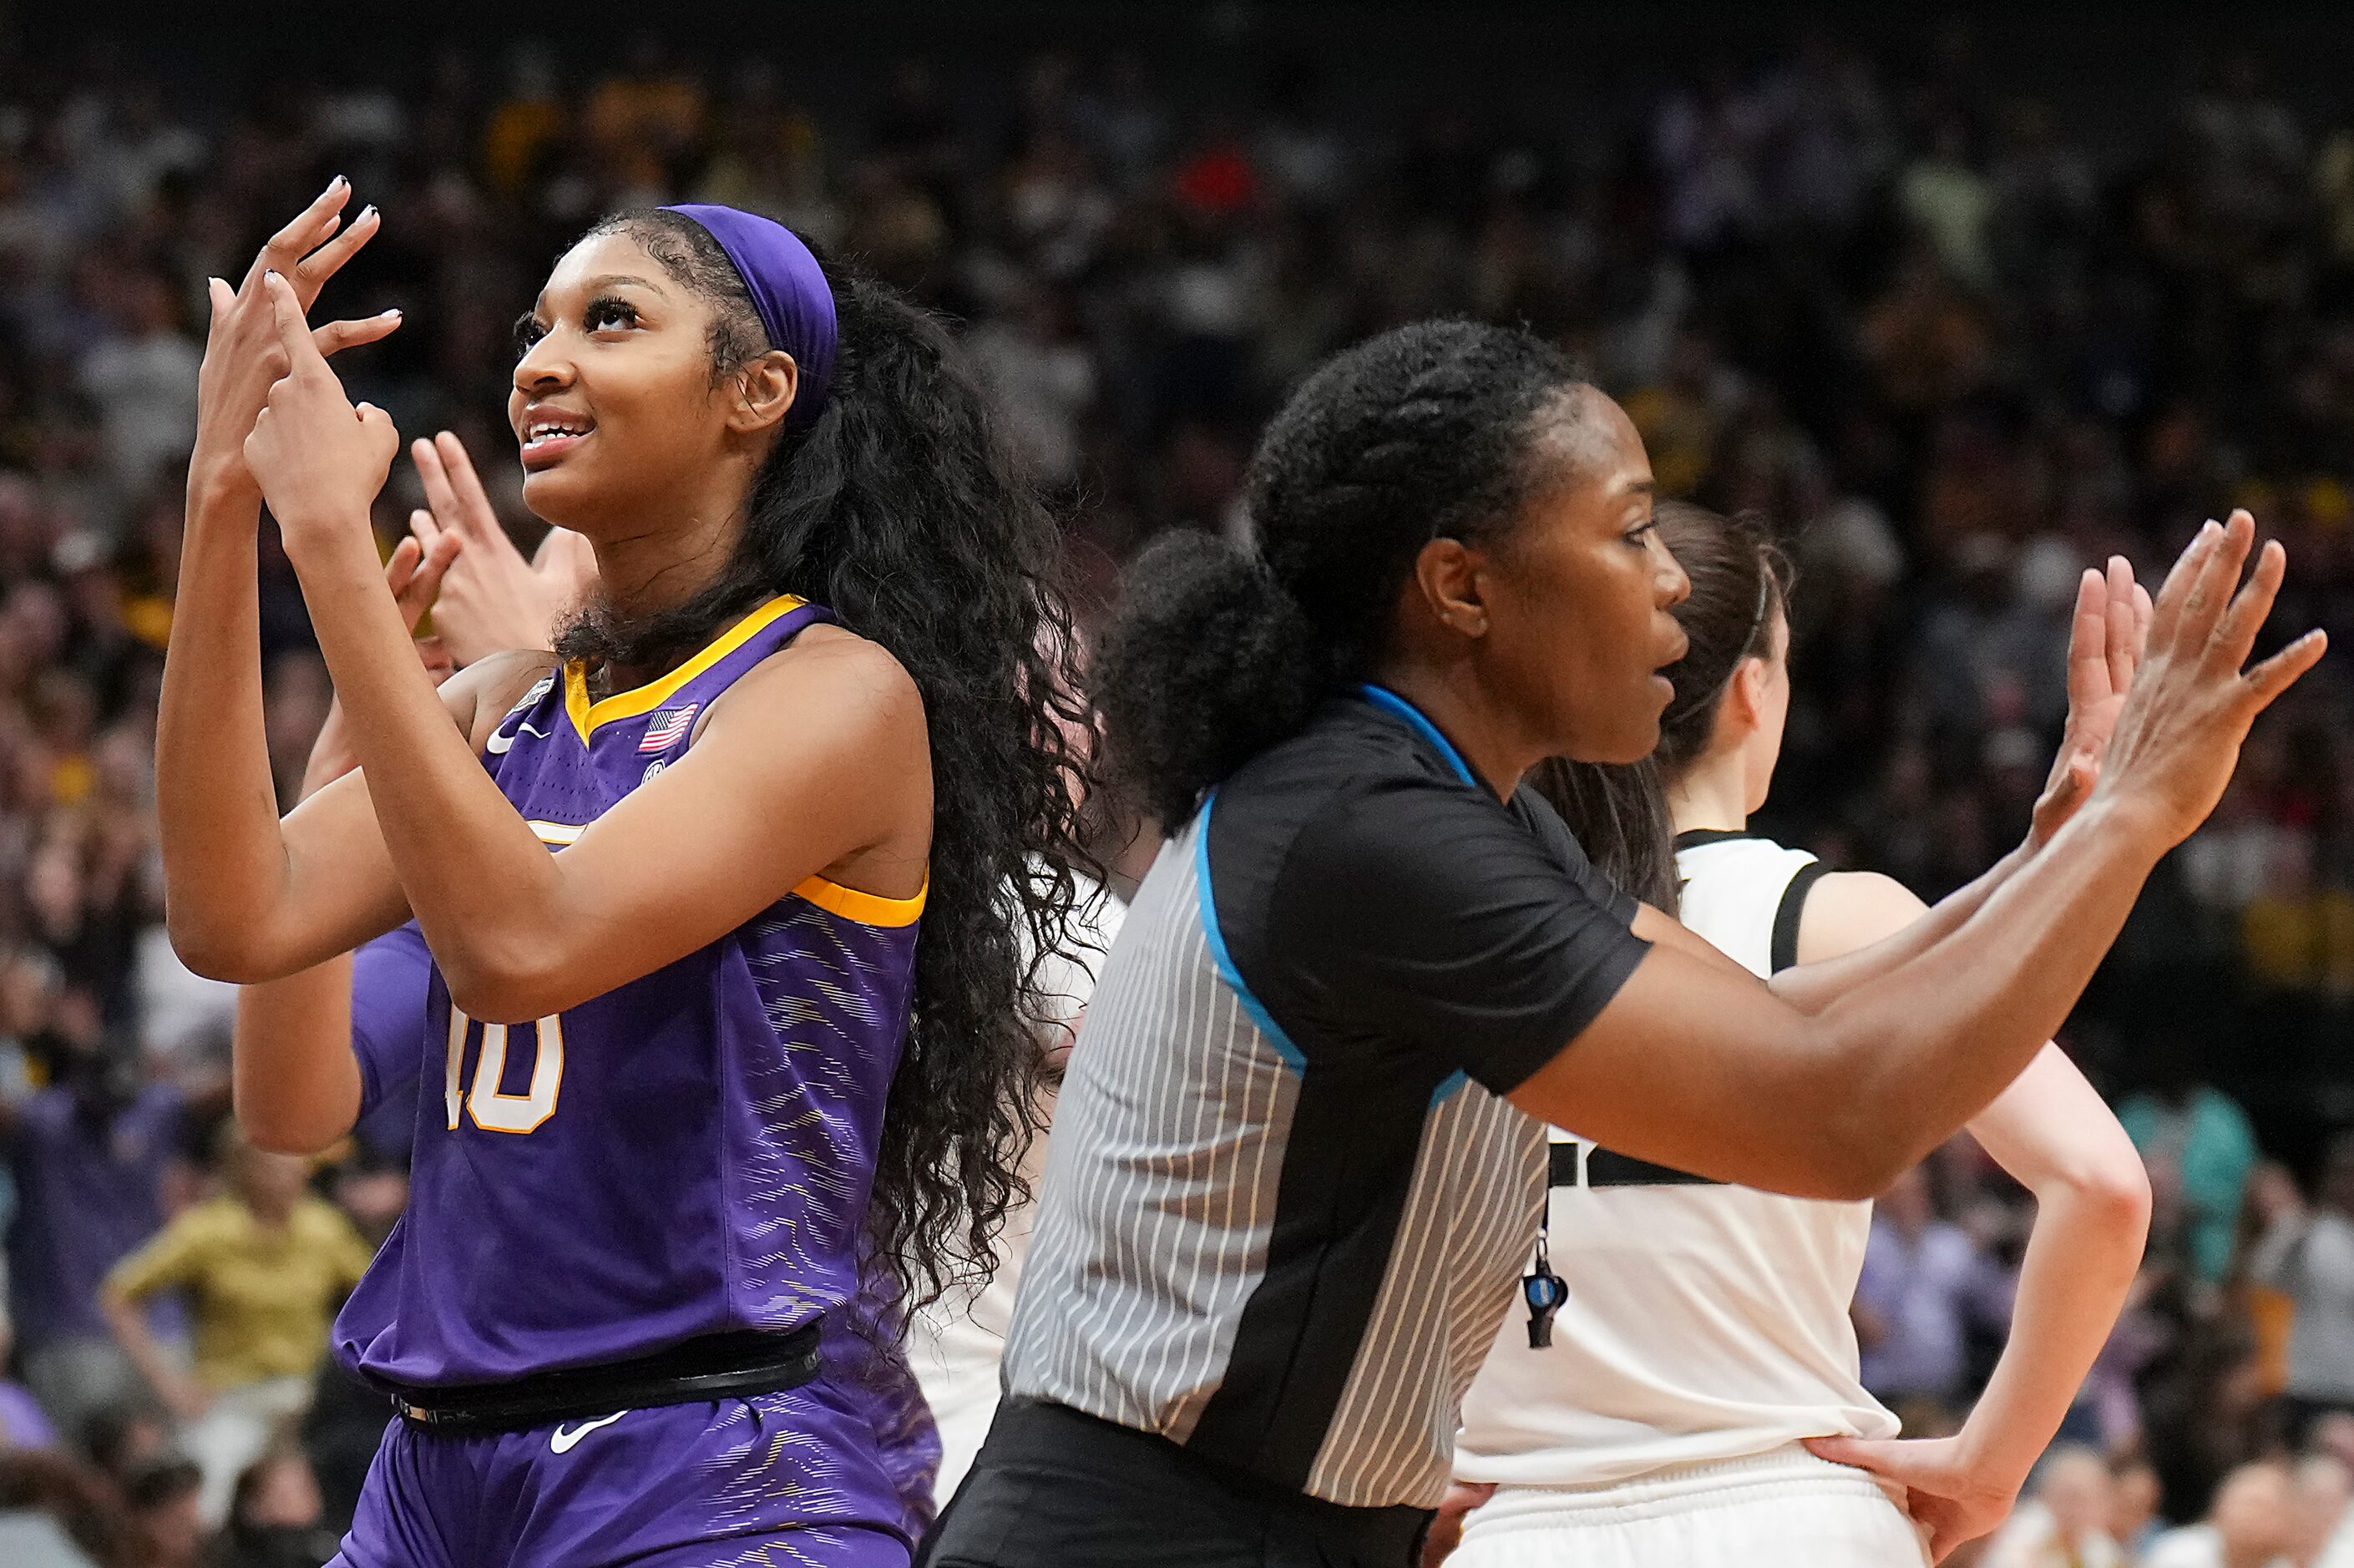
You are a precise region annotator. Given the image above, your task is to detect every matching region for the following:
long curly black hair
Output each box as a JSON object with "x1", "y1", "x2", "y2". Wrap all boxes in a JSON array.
[
  {"x1": 554, "y1": 210, "x2": 1096, "y2": 1310},
  {"x1": 1096, "y1": 319, "x2": 1592, "y2": 828}
]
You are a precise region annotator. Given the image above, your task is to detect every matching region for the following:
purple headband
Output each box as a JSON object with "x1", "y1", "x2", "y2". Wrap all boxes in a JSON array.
[{"x1": 661, "y1": 203, "x2": 836, "y2": 429}]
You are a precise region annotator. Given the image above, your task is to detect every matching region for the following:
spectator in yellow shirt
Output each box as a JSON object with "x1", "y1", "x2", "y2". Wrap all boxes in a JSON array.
[{"x1": 100, "y1": 1126, "x2": 372, "y2": 1527}]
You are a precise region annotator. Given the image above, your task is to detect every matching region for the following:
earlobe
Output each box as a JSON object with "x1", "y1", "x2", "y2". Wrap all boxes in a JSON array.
[
  {"x1": 1729, "y1": 657, "x2": 1768, "y2": 730},
  {"x1": 729, "y1": 352, "x2": 801, "y2": 435},
  {"x1": 1413, "y1": 538, "x2": 1491, "y2": 638}
]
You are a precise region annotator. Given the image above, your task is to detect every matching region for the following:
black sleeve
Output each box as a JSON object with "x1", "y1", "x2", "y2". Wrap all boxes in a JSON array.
[
  {"x1": 1514, "y1": 784, "x2": 1640, "y2": 925},
  {"x1": 1261, "y1": 774, "x2": 1652, "y2": 1095}
]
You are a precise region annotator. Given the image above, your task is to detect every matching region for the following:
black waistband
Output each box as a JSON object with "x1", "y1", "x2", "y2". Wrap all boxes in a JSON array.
[
  {"x1": 970, "y1": 1399, "x2": 1433, "y2": 1560},
  {"x1": 383, "y1": 1319, "x2": 823, "y2": 1434},
  {"x1": 1549, "y1": 1141, "x2": 1722, "y2": 1189}
]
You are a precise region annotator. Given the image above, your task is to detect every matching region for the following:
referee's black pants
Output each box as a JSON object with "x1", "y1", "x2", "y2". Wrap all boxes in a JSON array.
[{"x1": 919, "y1": 1399, "x2": 1435, "y2": 1568}]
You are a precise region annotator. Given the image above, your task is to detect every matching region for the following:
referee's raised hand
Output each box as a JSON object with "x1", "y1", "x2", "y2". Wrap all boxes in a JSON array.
[{"x1": 2079, "y1": 508, "x2": 2325, "y2": 852}]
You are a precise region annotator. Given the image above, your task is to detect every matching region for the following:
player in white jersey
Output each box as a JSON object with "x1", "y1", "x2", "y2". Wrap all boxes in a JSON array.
[{"x1": 1450, "y1": 501, "x2": 2155, "y2": 1566}]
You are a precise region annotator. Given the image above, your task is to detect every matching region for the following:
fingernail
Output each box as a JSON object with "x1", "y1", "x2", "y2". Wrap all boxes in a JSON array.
[
  {"x1": 361, "y1": 205, "x2": 377, "y2": 220},
  {"x1": 382, "y1": 308, "x2": 402, "y2": 319}
]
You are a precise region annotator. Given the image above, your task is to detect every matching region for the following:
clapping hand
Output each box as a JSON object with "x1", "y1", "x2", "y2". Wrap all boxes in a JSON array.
[
  {"x1": 407, "y1": 431, "x2": 599, "y2": 662},
  {"x1": 2086, "y1": 510, "x2": 2326, "y2": 850},
  {"x1": 243, "y1": 270, "x2": 402, "y2": 551},
  {"x1": 193, "y1": 178, "x2": 399, "y2": 505},
  {"x1": 2028, "y1": 554, "x2": 2151, "y2": 850}
]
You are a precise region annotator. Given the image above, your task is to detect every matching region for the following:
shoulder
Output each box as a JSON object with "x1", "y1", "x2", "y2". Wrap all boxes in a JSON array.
[
  {"x1": 706, "y1": 625, "x2": 925, "y2": 752},
  {"x1": 1795, "y1": 868, "x2": 1928, "y2": 965},
  {"x1": 446, "y1": 650, "x2": 562, "y2": 751}
]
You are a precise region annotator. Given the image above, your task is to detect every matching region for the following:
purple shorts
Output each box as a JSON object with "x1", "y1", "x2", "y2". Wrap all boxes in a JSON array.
[{"x1": 330, "y1": 1380, "x2": 915, "y2": 1568}]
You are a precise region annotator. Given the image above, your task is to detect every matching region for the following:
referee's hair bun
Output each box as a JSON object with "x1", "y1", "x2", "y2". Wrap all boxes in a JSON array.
[{"x1": 1096, "y1": 529, "x2": 1319, "y2": 831}]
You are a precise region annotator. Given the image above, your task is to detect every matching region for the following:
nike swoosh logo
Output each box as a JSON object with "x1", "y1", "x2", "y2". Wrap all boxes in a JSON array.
[
  {"x1": 549, "y1": 1411, "x2": 626, "y2": 1453},
  {"x1": 485, "y1": 720, "x2": 550, "y2": 756}
]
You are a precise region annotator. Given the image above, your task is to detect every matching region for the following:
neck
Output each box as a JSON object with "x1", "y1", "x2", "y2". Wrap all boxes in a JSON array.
[
  {"x1": 1372, "y1": 662, "x2": 1540, "y2": 802},
  {"x1": 1666, "y1": 746, "x2": 1749, "y2": 835},
  {"x1": 582, "y1": 466, "x2": 755, "y2": 681}
]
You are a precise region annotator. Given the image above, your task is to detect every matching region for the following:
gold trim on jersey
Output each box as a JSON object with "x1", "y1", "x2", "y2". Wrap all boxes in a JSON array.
[
  {"x1": 548, "y1": 594, "x2": 924, "y2": 928},
  {"x1": 562, "y1": 594, "x2": 810, "y2": 741},
  {"x1": 792, "y1": 872, "x2": 929, "y2": 928},
  {"x1": 534, "y1": 818, "x2": 922, "y2": 926}
]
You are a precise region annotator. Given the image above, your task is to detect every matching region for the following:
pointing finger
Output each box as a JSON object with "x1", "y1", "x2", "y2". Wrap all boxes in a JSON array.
[
  {"x1": 261, "y1": 271, "x2": 326, "y2": 376},
  {"x1": 413, "y1": 434, "x2": 463, "y2": 531},
  {"x1": 433, "y1": 431, "x2": 504, "y2": 545}
]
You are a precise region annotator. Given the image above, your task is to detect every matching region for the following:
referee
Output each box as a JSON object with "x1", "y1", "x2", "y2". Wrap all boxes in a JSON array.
[{"x1": 920, "y1": 323, "x2": 2322, "y2": 1568}]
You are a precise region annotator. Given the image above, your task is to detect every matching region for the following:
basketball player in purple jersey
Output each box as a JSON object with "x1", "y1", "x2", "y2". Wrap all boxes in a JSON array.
[
  {"x1": 233, "y1": 435, "x2": 943, "y2": 1534},
  {"x1": 154, "y1": 183, "x2": 1093, "y2": 1566}
]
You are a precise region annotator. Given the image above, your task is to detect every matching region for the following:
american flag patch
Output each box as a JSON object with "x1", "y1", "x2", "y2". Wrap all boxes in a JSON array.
[{"x1": 640, "y1": 704, "x2": 697, "y2": 752}]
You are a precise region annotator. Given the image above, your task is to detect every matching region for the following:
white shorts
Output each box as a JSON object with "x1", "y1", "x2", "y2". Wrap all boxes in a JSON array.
[{"x1": 1451, "y1": 1444, "x2": 1931, "y2": 1568}]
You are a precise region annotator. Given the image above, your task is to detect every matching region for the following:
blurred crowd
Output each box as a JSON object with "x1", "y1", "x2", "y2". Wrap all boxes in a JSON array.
[{"x1": 0, "y1": 17, "x2": 2346, "y2": 1567}]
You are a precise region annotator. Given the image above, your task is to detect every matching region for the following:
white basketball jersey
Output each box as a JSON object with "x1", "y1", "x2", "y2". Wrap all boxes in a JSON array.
[{"x1": 1453, "y1": 832, "x2": 1898, "y2": 1489}]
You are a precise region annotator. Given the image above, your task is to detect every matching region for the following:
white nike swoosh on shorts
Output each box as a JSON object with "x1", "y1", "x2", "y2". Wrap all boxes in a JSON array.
[{"x1": 549, "y1": 1411, "x2": 627, "y2": 1453}]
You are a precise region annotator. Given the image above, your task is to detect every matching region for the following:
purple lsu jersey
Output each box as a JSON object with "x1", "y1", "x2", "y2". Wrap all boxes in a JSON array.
[{"x1": 334, "y1": 595, "x2": 924, "y2": 1390}]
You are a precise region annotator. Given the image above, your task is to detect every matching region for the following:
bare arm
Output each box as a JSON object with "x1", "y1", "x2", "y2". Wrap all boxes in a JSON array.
[
  {"x1": 213, "y1": 272, "x2": 931, "y2": 1022},
  {"x1": 1778, "y1": 871, "x2": 2149, "y2": 1557},
  {"x1": 1936, "y1": 1050, "x2": 2149, "y2": 1512},
  {"x1": 235, "y1": 535, "x2": 460, "y2": 1157},
  {"x1": 156, "y1": 186, "x2": 408, "y2": 978},
  {"x1": 1520, "y1": 802, "x2": 2159, "y2": 1200},
  {"x1": 1512, "y1": 514, "x2": 2321, "y2": 1203},
  {"x1": 1764, "y1": 558, "x2": 2150, "y2": 1015}
]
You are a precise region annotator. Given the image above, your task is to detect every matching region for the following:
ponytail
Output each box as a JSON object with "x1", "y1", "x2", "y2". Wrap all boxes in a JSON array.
[
  {"x1": 1093, "y1": 531, "x2": 1319, "y2": 827},
  {"x1": 1098, "y1": 319, "x2": 1590, "y2": 830}
]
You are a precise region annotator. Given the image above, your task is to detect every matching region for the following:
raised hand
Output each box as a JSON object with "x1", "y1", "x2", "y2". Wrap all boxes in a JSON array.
[
  {"x1": 244, "y1": 271, "x2": 402, "y2": 548},
  {"x1": 408, "y1": 430, "x2": 599, "y2": 662},
  {"x1": 2088, "y1": 509, "x2": 2326, "y2": 849},
  {"x1": 2029, "y1": 554, "x2": 2153, "y2": 848},
  {"x1": 193, "y1": 179, "x2": 398, "y2": 503}
]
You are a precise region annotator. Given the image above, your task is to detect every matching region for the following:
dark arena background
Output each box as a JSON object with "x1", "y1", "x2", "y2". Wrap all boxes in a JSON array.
[{"x1": 0, "y1": 4, "x2": 2351, "y2": 1564}]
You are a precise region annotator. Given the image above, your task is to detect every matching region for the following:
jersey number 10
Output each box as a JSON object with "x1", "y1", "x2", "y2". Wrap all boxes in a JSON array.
[{"x1": 443, "y1": 1006, "x2": 565, "y2": 1134}]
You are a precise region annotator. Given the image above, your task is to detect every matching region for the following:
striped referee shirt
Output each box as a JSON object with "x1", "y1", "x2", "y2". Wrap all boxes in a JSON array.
[{"x1": 1000, "y1": 686, "x2": 1651, "y2": 1509}]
